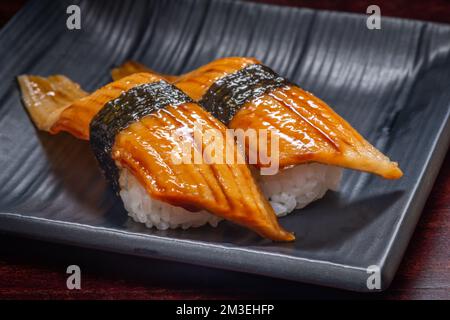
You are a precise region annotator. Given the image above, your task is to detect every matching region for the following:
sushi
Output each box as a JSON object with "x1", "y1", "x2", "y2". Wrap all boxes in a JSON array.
[
  {"x1": 112, "y1": 57, "x2": 403, "y2": 216},
  {"x1": 17, "y1": 73, "x2": 294, "y2": 241}
]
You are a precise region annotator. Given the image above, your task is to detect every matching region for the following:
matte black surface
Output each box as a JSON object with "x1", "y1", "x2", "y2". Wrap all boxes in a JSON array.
[
  {"x1": 200, "y1": 63, "x2": 288, "y2": 124},
  {"x1": 90, "y1": 80, "x2": 192, "y2": 192},
  {"x1": 0, "y1": 0, "x2": 449, "y2": 291}
]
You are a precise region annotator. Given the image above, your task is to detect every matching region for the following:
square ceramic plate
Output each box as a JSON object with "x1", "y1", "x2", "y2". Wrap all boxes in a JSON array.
[{"x1": 1, "y1": 0, "x2": 449, "y2": 292}]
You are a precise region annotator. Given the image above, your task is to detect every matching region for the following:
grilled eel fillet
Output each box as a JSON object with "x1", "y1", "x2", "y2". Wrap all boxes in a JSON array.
[
  {"x1": 111, "y1": 57, "x2": 403, "y2": 180},
  {"x1": 17, "y1": 73, "x2": 294, "y2": 241}
]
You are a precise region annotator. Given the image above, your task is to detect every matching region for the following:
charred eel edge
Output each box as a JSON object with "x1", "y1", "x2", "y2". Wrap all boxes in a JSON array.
[
  {"x1": 90, "y1": 81, "x2": 192, "y2": 192},
  {"x1": 199, "y1": 64, "x2": 289, "y2": 124}
]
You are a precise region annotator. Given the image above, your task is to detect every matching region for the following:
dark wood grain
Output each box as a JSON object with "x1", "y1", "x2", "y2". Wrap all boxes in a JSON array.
[
  {"x1": 0, "y1": 0, "x2": 449, "y2": 300},
  {"x1": 384, "y1": 150, "x2": 450, "y2": 299},
  {"x1": 0, "y1": 0, "x2": 26, "y2": 26},
  {"x1": 252, "y1": 0, "x2": 450, "y2": 24}
]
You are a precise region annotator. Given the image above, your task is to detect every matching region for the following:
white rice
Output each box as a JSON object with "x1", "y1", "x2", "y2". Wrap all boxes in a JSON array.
[
  {"x1": 119, "y1": 169, "x2": 222, "y2": 230},
  {"x1": 118, "y1": 163, "x2": 341, "y2": 230},
  {"x1": 257, "y1": 163, "x2": 342, "y2": 217}
]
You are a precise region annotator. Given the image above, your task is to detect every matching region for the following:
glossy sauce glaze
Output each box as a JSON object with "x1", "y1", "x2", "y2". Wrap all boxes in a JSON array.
[
  {"x1": 90, "y1": 81, "x2": 193, "y2": 192},
  {"x1": 53, "y1": 73, "x2": 161, "y2": 140},
  {"x1": 112, "y1": 57, "x2": 402, "y2": 179},
  {"x1": 113, "y1": 102, "x2": 294, "y2": 241},
  {"x1": 18, "y1": 71, "x2": 294, "y2": 241},
  {"x1": 17, "y1": 75, "x2": 89, "y2": 131},
  {"x1": 19, "y1": 73, "x2": 160, "y2": 140}
]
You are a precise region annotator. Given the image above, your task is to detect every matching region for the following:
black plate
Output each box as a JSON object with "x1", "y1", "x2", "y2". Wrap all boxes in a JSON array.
[{"x1": 1, "y1": 0, "x2": 449, "y2": 292}]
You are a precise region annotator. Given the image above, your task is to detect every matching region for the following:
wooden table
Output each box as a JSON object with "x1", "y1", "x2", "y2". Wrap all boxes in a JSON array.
[{"x1": 0, "y1": 0, "x2": 449, "y2": 299}]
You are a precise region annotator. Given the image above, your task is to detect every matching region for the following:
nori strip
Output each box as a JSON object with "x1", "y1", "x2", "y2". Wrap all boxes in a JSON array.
[
  {"x1": 90, "y1": 81, "x2": 192, "y2": 192},
  {"x1": 199, "y1": 64, "x2": 289, "y2": 124}
]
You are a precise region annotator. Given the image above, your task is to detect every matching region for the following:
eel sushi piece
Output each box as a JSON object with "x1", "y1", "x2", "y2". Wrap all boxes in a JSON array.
[
  {"x1": 111, "y1": 58, "x2": 403, "y2": 216},
  {"x1": 17, "y1": 73, "x2": 294, "y2": 241},
  {"x1": 112, "y1": 58, "x2": 403, "y2": 179}
]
